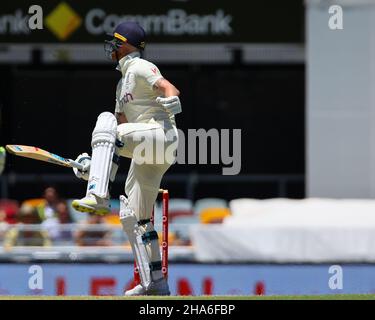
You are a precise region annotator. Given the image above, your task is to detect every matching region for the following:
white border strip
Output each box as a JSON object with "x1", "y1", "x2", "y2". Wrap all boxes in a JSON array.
[{"x1": 0, "y1": 43, "x2": 305, "y2": 64}]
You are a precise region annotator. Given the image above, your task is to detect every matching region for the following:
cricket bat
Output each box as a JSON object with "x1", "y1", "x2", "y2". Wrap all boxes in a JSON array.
[{"x1": 5, "y1": 145, "x2": 84, "y2": 171}]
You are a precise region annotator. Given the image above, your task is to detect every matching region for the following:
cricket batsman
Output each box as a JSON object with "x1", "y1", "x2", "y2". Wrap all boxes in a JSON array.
[{"x1": 71, "y1": 22, "x2": 181, "y2": 296}]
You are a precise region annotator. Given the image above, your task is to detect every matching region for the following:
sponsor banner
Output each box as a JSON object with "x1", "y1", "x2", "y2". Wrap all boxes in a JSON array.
[
  {"x1": 0, "y1": 263, "x2": 374, "y2": 296},
  {"x1": 0, "y1": 1, "x2": 304, "y2": 44}
]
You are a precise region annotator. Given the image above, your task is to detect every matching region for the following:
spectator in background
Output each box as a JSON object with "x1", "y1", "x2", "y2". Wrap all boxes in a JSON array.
[
  {"x1": 56, "y1": 201, "x2": 72, "y2": 224},
  {"x1": 54, "y1": 201, "x2": 73, "y2": 242},
  {"x1": 3, "y1": 204, "x2": 51, "y2": 249},
  {"x1": 0, "y1": 199, "x2": 18, "y2": 225},
  {"x1": 0, "y1": 146, "x2": 6, "y2": 175},
  {"x1": 38, "y1": 187, "x2": 63, "y2": 241},
  {"x1": 0, "y1": 201, "x2": 18, "y2": 240},
  {"x1": 0, "y1": 209, "x2": 7, "y2": 240},
  {"x1": 41, "y1": 200, "x2": 74, "y2": 243},
  {"x1": 38, "y1": 186, "x2": 60, "y2": 221},
  {"x1": 75, "y1": 213, "x2": 112, "y2": 246}
]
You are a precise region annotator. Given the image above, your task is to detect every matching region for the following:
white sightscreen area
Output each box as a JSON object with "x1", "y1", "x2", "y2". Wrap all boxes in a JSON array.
[{"x1": 307, "y1": 0, "x2": 375, "y2": 197}]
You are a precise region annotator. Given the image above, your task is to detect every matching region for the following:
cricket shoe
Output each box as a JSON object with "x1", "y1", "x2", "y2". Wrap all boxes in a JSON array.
[
  {"x1": 72, "y1": 194, "x2": 110, "y2": 215},
  {"x1": 125, "y1": 278, "x2": 170, "y2": 296}
]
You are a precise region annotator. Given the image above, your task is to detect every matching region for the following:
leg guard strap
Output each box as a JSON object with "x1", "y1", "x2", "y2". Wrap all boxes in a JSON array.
[
  {"x1": 149, "y1": 261, "x2": 162, "y2": 271},
  {"x1": 116, "y1": 139, "x2": 125, "y2": 148},
  {"x1": 138, "y1": 219, "x2": 151, "y2": 226},
  {"x1": 142, "y1": 231, "x2": 159, "y2": 244}
]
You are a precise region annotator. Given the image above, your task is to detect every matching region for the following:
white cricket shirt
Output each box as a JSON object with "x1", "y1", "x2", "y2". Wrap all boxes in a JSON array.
[{"x1": 115, "y1": 52, "x2": 176, "y2": 125}]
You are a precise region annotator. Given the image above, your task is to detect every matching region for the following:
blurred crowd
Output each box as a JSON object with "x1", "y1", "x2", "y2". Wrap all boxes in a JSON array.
[
  {"x1": 0, "y1": 186, "x2": 231, "y2": 249},
  {"x1": 0, "y1": 187, "x2": 113, "y2": 249}
]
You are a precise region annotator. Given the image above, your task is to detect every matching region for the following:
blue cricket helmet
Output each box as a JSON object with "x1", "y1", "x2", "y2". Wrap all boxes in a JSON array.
[{"x1": 112, "y1": 21, "x2": 146, "y2": 50}]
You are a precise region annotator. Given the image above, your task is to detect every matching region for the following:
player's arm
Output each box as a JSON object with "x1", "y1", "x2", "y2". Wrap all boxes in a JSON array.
[
  {"x1": 154, "y1": 78, "x2": 180, "y2": 97},
  {"x1": 138, "y1": 62, "x2": 182, "y2": 115},
  {"x1": 154, "y1": 78, "x2": 182, "y2": 115}
]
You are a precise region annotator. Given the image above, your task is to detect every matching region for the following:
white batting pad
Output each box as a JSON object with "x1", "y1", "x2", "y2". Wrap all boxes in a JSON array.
[
  {"x1": 119, "y1": 195, "x2": 152, "y2": 288},
  {"x1": 86, "y1": 112, "x2": 118, "y2": 198}
]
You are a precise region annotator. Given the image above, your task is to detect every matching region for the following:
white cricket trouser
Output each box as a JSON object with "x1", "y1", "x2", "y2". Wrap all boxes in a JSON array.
[{"x1": 116, "y1": 119, "x2": 178, "y2": 220}]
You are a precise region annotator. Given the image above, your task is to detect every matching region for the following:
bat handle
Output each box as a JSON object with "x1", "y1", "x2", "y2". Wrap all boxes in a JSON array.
[{"x1": 67, "y1": 159, "x2": 85, "y2": 171}]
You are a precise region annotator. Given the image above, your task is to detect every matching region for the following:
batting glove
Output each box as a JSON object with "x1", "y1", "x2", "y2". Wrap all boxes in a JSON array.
[
  {"x1": 156, "y1": 96, "x2": 182, "y2": 115},
  {"x1": 73, "y1": 152, "x2": 91, "y2": 181}
]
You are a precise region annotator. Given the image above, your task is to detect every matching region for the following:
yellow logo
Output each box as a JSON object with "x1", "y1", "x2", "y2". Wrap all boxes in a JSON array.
[{"x1": 45, "y1": 2, "x2": 82, "y2": 41}]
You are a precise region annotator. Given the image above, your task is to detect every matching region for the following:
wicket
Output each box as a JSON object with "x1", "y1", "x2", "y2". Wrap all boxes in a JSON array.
[{"x1": 134, "y1": 188, "x2": 169, "y2": 285}]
